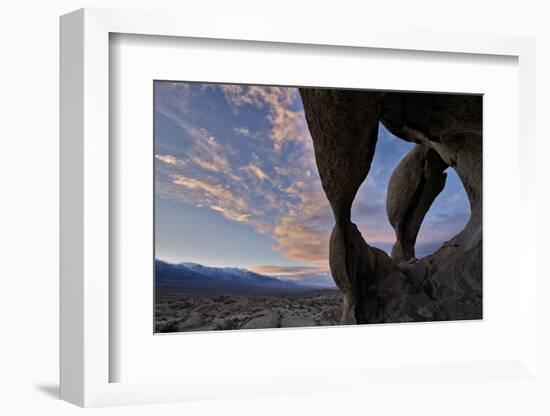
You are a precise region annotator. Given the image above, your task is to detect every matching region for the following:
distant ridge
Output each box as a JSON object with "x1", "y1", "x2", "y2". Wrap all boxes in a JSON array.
[{"x1": 155, "y1": 260, "x2": 322, "y2": 294}]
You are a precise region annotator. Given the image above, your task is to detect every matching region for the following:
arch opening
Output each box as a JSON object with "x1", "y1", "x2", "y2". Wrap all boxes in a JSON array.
[{"x1": 351, "y1": 123, "x2": 471, "y2": 259}]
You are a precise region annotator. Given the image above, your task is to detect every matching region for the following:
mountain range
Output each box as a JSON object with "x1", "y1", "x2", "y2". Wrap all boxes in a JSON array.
[{"x1": 155, "y1": 260, "x2": 335, "y2": 294}]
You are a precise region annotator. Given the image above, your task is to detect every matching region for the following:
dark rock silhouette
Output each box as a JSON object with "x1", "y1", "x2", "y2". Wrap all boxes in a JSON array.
[{"x1": 299, "y1": 89, "x2": 482, "y2": 324}]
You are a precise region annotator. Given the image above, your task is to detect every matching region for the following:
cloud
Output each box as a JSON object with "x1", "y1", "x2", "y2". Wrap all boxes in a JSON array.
[
  {"x1": 271, "y1": 219, "x2": 330, "y2": 268},
  {"x1": 183, "y1": 130, "x2": 232, "y2": 174},
  {"x1": 219, "y1": 85, "x2": 310, "y2": 150},
  {"x1": 357, "y1": 227, "x2": 396, "y2": 245},
  {"x1": 155, "y1": 82, "x2": 191, "y2": 115},
  {"x1": 242, "y1": 163, "x2": 269, "y2": 181},
  {"x1": 155, "y1": 86, "x2": 241, "y2": 182},
  {"x1": 171, "y1": 175, "x2": 252, "y2": 222},
  {"x1": 155, "y1": 154, "x2": 185, "y2": 166},
  {"x1": 250, "y1": 265, "x2": 336, "y2": 288},
  {"x1": 233, "y1": 126, "x2": 251, "y2": 136},
  {"x1": 249, "y1": 264, "x2": 325, "y2": 276},
  {"x1": 214, "y1": 85, "x2": 332, "y2": 267},
  {"x1": 189, "y1": 155, "x2": 229, "y2": 175},
  {"x1": 209, "y1": 205, "x2": 251, "y2": 223},
  {"x1": 278, "y1": 272, "x2": 336, "y2": 288},
  {"x1": 171, "y1": 175, "x2": 229, "y2": 199}
]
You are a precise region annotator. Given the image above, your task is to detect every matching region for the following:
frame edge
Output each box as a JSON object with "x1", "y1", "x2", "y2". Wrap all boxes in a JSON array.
[
  {"x1": 58, "y1": 6, "x2": 539, "y2": 407},
  {"x1": 59, "y1": 8, "x2": 85, "y2": 407}
]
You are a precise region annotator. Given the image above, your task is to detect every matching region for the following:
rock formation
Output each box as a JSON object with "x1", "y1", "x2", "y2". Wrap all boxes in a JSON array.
[
  {"x1": 386, "y1": 145, "x2": 448, "y2": 263},
  {"x1": 299, "y1": 89, "x2": 482, "y2": 324}
]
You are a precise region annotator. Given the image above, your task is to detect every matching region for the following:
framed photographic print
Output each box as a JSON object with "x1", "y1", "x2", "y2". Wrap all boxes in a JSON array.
[
  {"x1": 153, "y1": 81, "x2": 482, "y2": 334},
  {"x1": 60, "y1": 8, "x2": 538, "y2": 408}
]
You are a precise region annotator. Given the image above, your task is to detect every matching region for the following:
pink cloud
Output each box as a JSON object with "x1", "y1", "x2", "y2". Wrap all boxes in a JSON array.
[{"x1": 219, "y1": 85, "x2": 310, "y2": 150}]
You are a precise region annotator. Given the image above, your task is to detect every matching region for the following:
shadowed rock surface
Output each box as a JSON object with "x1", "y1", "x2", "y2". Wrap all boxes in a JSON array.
[
  {"x1": 387, "y1": 144, "x2": 448, "y2": 262},
  {"x1": 299, "y1": 88, "x2": 482, "y2": 324}
]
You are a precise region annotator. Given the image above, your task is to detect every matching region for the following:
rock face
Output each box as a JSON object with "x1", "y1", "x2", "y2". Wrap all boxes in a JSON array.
[
  {"x1": 386, "y1": 145, "x2": 448, "y2": 263},
  {"x1": 299, "y1": 89, "x2": 482, "y2": 324}
]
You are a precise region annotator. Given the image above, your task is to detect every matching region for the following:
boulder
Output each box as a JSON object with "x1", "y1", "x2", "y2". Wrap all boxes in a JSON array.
[{"x1": 241, "y1": 312, "x2": 279, "y2": 329}]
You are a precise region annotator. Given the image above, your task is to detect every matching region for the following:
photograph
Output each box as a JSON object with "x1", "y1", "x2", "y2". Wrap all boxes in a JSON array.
[
  {"x1": 4, "y1": 0, "x2": 541, "y2": 412},
  {"x1": 154, "y1": 81, "x2": 483, "y2": 333}
]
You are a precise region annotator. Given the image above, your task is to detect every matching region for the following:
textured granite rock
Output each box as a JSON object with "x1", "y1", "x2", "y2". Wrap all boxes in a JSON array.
[
  {"x1": 299, "y1": 88, "x2": 482, "y2": 324},
  {"x1": 386, "y1": 145, "x2": 448, "y2": 262}
]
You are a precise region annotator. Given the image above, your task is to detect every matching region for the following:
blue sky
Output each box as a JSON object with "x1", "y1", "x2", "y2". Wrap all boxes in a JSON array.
[{"x1": 154, "y1": 82, "x2": 470, "y2": 285}]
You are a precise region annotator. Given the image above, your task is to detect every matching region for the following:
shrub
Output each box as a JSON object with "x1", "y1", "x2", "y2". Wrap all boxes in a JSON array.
[
  {"x1": 157, "y1": 321, "x2": 179, "y2": 333},
  {"x1": 216, "y1": 318, "x2": 238, "y2": 330}
]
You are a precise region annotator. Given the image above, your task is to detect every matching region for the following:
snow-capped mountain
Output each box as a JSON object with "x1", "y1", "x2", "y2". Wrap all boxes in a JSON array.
[{"x1": 155, "y1": 260, "x2": 322, "y2": 293}]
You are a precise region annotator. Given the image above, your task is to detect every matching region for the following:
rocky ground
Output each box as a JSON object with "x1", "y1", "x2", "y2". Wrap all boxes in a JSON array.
[{"x1": 155, "y1": 289, "x2": 344, "y2": 333}]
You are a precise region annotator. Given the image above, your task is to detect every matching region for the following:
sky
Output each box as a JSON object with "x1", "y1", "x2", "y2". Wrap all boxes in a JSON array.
[{"x1": 154, "y1": 81, "x2": 471, "y2": 286}]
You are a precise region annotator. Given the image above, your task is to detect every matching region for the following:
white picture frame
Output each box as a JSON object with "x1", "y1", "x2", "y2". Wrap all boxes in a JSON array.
[{"x1": 60, "y1": 7, "x2": 538, "y2": 407}]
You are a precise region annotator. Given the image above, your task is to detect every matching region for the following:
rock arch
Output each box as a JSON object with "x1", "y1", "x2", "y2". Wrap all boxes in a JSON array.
[{"x1": 299, "y1": 89, "x2": 482, "y2": 323}]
